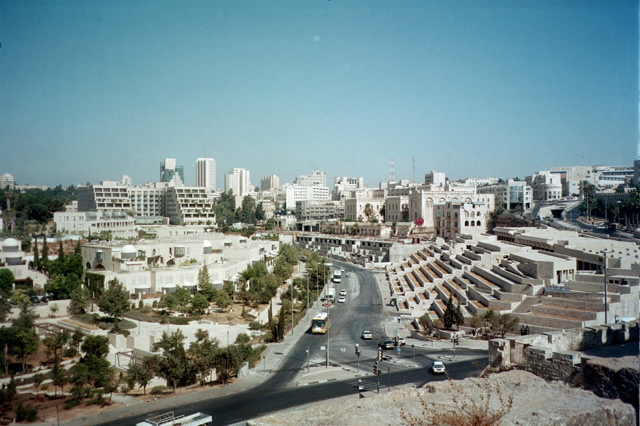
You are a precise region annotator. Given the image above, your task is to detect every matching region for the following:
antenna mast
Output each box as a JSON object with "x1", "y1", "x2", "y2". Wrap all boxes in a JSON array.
[{"x1": 389, "y1": 158, "x2": 395, "y2": 183}]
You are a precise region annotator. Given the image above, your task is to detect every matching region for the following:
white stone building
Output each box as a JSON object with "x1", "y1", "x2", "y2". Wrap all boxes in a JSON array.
[
  {"x1": 476, "y1": 179, "x2": 532, "y2": 211},
  {"x1": 294, "y1": 171, "x2": 326, "y2": 187},
  {"x1": 54, "y1": 211, "x2": 136, "y2": 238},
  {"x1": 196, "y1": 158, "x2": 216, "y2": 190},
  {"x1": 81, "y1": 232, "x2": 279, "y2": 296},
  {"x1": 284, "y1": 184, "x2": 330, "y2": 211},
  {"x1": 224, "y1": 168, "x2": 252, "y2": 196},
  {"x1": 434, "y1": 200, "x2": 492, "y2": 240}
]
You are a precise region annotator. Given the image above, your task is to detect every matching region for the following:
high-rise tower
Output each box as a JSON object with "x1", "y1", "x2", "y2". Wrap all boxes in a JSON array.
[{"x1": 196, "y1": 158, "x2": 216, "y2": 190}]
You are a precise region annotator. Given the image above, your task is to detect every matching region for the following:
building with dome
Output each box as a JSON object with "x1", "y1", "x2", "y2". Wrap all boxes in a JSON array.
[{"x1": 0, "y1": 237, "x2": 28, "y2": 280}]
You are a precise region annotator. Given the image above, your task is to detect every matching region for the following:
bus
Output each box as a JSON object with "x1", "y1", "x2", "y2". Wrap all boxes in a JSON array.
[
  {"x1": 311, "y1": 312, "x2": 330, "y2": 334},
  {"x1": 332, "y1": 270, "x2": 342, "y2": 283}
]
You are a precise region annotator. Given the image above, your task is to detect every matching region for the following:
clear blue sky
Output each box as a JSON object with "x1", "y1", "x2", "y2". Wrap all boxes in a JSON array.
[{"x1": 1, "y1": 0, "x2": 637, "y2": 188}]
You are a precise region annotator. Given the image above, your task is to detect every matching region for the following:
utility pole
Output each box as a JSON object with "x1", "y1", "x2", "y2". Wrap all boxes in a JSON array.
[{"x1": 601, "y1": 249, "x2": 610, "y2": 324}]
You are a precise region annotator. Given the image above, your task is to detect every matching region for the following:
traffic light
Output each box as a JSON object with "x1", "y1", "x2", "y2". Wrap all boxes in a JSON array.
[
  {"x1": 377, "y1": 347, "x2": 383, "y2": 361},
  {"x1": 373, "y1": 361, "x2": 380, "y2": 376}
]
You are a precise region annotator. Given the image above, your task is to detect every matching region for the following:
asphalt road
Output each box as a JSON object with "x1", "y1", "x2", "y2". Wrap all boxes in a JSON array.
[{"x1": 94, "y1": 263, "x2": 488, "y2": 425}]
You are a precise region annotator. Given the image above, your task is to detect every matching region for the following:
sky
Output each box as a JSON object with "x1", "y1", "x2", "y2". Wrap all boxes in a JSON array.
[{"x1": 1, "y1": 0, "x2": 638, "y2": 189}]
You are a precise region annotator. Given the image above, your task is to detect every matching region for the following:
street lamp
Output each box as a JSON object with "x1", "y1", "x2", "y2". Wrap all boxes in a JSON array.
[
  {"x1": 601, "y1": 249, "x2": 610, "y2": 324},
  {"x1": 324, "y1": 260, "x2": 333, "y2": 368}
]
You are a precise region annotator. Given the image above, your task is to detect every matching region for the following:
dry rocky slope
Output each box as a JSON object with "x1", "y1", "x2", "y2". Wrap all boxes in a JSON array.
[{"x1": 252, "y1": 370, "x2": 636, "y2": 426}]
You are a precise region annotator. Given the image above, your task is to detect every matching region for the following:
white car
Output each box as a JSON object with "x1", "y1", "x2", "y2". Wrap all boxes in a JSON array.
[
  {"x1": 431, "y1": 361, "x2": 446, "y2": 374},
  {"x1": 361, "y1": 331, "x2": 373, "y2": 339},
  {"x1": 338, "y1": 296, "x2": 346, "y2": 303},
  {"x1": 339, "y1": 289, "x2": 347, "y2": 296}
]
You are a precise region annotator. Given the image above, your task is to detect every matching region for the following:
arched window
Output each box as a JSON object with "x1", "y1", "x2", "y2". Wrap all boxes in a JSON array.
[
  {"x1": 465, "y1": 221, "x2": 469, "y2": 226},
  {"x1": 477, "y1": 220, "x2": 481, "y2": 226},
  {"x1": 471, "y1": 221, "x2": 475, "y2": 226}
]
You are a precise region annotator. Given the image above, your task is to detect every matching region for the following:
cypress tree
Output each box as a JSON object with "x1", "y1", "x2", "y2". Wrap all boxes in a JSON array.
[
  {"x1": 443, "y1": 295, "x2": 455, "y2": 329},
  {"x1": 41, "y1": 234, "x2": 49, "y2": 263},
  {"x1": 33, "y1": 239, "x2": 40, "y2": 270},
  {"x1": 58, "y1": 239, "x2": 65, "y2": 262}
]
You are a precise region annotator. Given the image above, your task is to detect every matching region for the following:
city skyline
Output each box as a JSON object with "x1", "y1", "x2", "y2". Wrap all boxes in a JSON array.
[{"x1": 1, "y1": 1, "x2": 637, "y2": 188}]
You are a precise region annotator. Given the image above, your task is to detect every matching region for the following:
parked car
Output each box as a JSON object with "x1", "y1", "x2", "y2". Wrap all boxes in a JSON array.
[
  {"x1": 378, "y1": 340, "x2": 396, "y2": 349},
  {"x1": 29, "y1": 295, "x2": 41, "y2": 304},
  {"x1": 396, "y1": 337, "x2": 406, "y2": 346},
  {"x1": 39, "y1": 295, "x2": 50, "y2": 303},
  {"x1": 431, "y1": 361, "x2": 446, "y2": 374},
  {"x1": 361, "y1": 331, "x2": 373, "y2": 340}
]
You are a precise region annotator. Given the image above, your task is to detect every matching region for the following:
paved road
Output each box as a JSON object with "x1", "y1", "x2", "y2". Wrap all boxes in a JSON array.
[{"x1": 51, "y1": 262, "x2": 488, "y2": 426}]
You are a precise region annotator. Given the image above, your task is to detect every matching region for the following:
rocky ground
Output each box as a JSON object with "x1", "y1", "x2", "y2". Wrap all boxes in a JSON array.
[{"x1": 252, "y1": 370, "x2": 637, "y2": 426}]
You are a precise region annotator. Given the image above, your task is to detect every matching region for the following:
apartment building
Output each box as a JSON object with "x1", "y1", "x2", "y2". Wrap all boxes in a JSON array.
[
  {"x1": 294, "y1": 170, "x2": 326, "y2": 187},
  {"x1": 77, "y1": 181, "x2": 132, "y2": 211},
  {"x1": 384, "y1": 195, "x2": 410, "y2": 223},
  {"x1": 434, "y1": 200, "x2": 492, "y2": 240},
  {"x1": 164, "y1": 187, "x2": 216, "y2": 225},
  {"x1": 284, "y1": 184, "x2": 330, "y2": 210},
  {"x1": 82, "y1": 233, "x2": 279, "y2": 296},
  {"x1": 526, "y1": 171, "x2": 563, "y2": 202},
  {"x1": 260, "y1": 174, "x2": 280, "y2": 191},
  {"x1": 476, "y1": 179, "x2": 532, "y2": 211},
  {"x1": 196, "y1": 158, "x2": 216, "y2": 190},
  {"x1": 224, "y1": 168, "x2": 251, "y2": 196},
  {"x1": 54, "y1": 211, "x2": 136, "y2": 238}
]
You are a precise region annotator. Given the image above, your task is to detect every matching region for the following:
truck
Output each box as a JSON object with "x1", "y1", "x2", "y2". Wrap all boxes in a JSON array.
[{"x1": 327, "y1": 288, "x2": 335, "y2": 301}]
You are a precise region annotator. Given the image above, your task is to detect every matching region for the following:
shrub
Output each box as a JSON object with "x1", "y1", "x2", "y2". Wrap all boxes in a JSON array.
[
  {"x1": 120, "y1": 384, "x2": 131, "y2": 394},
  {"x1": 150, "y1": 386, "x2": 167, "y2": 395},
  {"x1": 235, "y1": 333, "x2": 250, "y2": 344},
  {"x1": 16, "y1": 403, "x2": 39, "y2": 422}
]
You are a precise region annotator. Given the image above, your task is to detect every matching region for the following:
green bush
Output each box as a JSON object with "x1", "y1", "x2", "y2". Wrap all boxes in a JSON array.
[
  {"x1": 120, "y1": 384, "x2": 131, "y2": 394},
  {"x1": 150, "y1": 386, "x2": 167, "y2": 395},
  {"x1": 16, "y1": 403, "x2": 39, "y2": 422},
  {"x1": 235, "y1": 333, "x2": 250, "y2": 344},
  {"x1": 168, "y1": 316, "x2": 193, "y2": 325}
]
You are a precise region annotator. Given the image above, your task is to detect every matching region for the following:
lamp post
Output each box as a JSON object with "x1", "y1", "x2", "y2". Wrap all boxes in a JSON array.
[
  {"x1": 306, "y1": 347, "x2": 310, "y2": 373},
  {"x1": 601, "y1": 249, "x2": 610, "y2": 324},
  {"x1": 291, "y1": 278, "x2": 294, "y2": 335},
  {"x1": 324, "y1": 260, "x2": 332, "y2": 368},
  {"x1": 306, "y1": 263, "x2": 310, "y2": 321}
]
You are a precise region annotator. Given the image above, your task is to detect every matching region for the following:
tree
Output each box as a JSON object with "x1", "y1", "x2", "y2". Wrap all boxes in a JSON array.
[
  {"x1": 153, "y1": 330, "x2": 196, "y2": 392},
  {"x1": 0, "y1": 298, "x2": 10, "y2": 322},
  {"x1": 0, "y1": 268, "x2": 15, "y2": 296},
  {"x1": 442, "y1": 295, "x2": 456, "y2": 329},
  {"x1": 491, "y1": 313, "x2": 520, "y2": 338},
  {"x1": 418, "y1": 313, "x2": 433, "y2": 335},
  {"x1": 69, "y1": 286, "x2": 92, "y2": 314},
  {"x1": 191, "y1": 293, "x2": 209, "y2": 315},
  {"x1": 255, "y1": 203, "x2": 265, "y2": 221},
  {"x1": 197, "y1": 265, "x2": 216, "y2": 301},
  {"x1": 215, "y1": 291, "x2": 232, "y2": 311},
  {"x1": 98, "y1": 278, "x2": 131, "y2": 327},
  {"x1": 277, "y1": 302, "x2": 286, "y2": 341},
  {"x1": 188, "y1": 330, "x2": 218, "y2": 386},
  {"x1": 454, "y1": 301, "x2": 465, "y2": 329},
  {"x1": 127, "y1": 357, "x2": 156, "y2": 395},
  {"x1": 213, "y1": 346, "x2": 241, "y2": 384}
]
